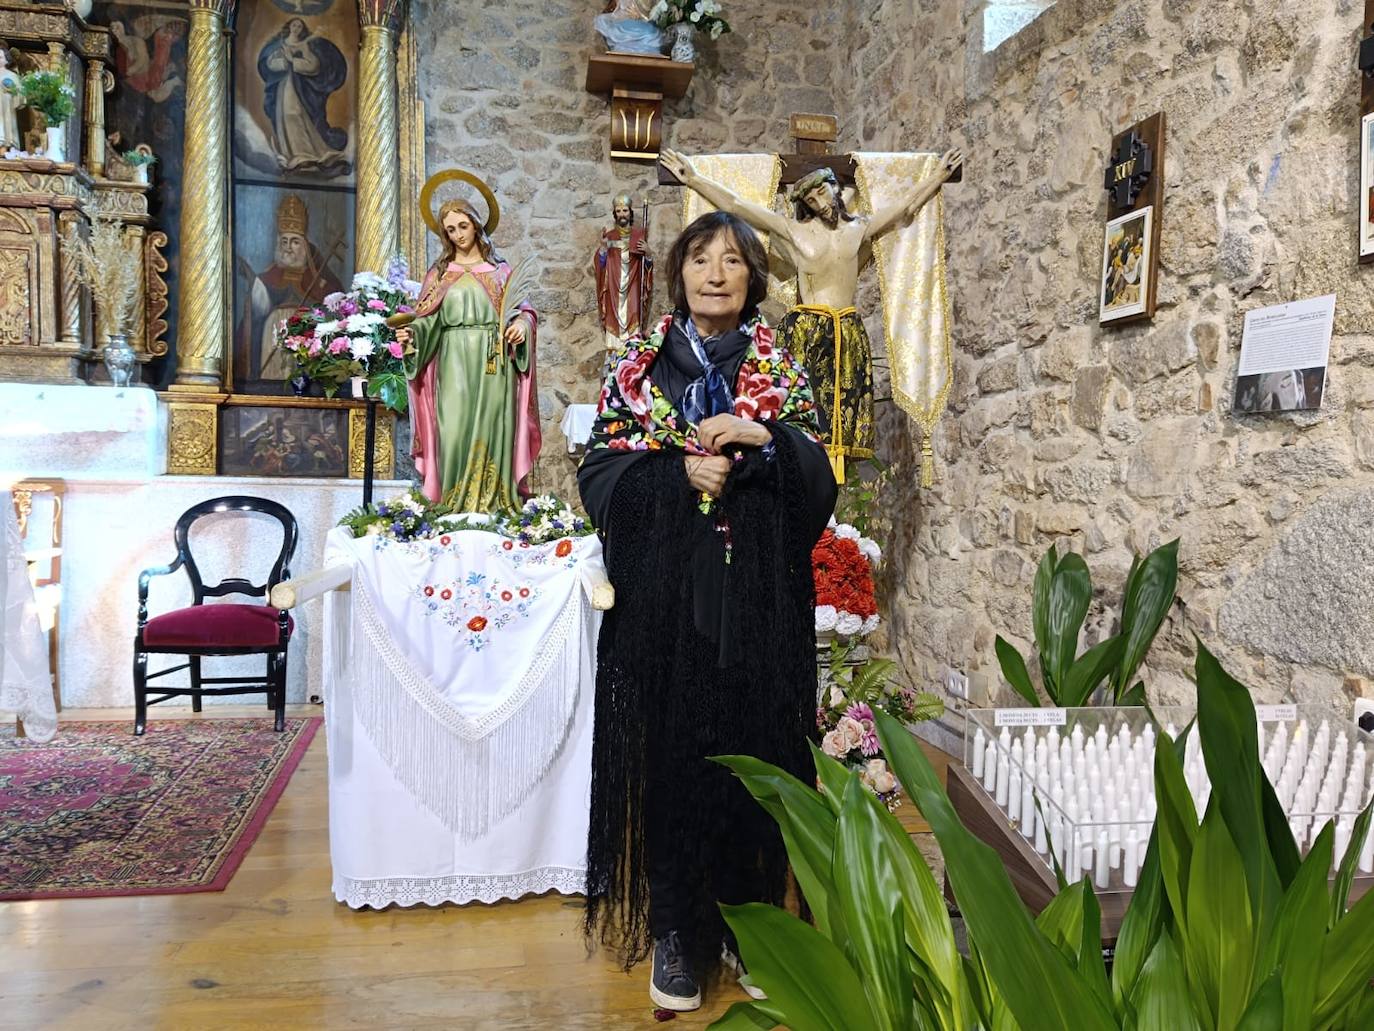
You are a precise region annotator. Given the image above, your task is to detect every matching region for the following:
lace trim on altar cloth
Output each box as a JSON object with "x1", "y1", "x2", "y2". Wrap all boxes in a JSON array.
[
  {"x1": 334, "y1": 580, "x2": 587, "y2": 843},
  {"x1": 333, "y1": 866, "x2": 587, "y2": 909}
]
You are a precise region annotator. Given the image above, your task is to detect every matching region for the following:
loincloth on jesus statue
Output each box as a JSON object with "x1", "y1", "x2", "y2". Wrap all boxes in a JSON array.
[{"x1": 777, "y1": 304, "x2": 875, "y2": 479}]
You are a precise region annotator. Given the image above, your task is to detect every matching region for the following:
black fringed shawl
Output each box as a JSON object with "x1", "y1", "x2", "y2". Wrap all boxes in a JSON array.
[{"x1": 578, "y1": 313, "x2": 837, "y2": 968}]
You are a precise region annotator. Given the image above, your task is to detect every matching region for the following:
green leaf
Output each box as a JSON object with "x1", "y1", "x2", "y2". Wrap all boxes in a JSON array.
[
  {"x1": 708, "y1": 1002, "x2": 780, "y2": 1030},
  {"x1": 1059, "y1": 634, "x2": 1125, "y2": 708},
  {"x1": 1235, "y1": 972, "x2": 1285, "y2": 1031},
  {"x1": 1264, "y1": 821, "x2": 1331, "y2": 1031},
  {"x1": 1153, "y1": 724, "x2": 1199, "y2": 931},
  {"x1": 1119, "y1": 680, "x2": 1148, "y2": 707},
  {"x1": 720, "y1": 902, "x2": 879, "y2": 1031},
  {"x1": 874, "y1": 708, "x2": 1117, "y2": 1031},
  {"x1": 1035, "y1": 878, "x2": 1111, "y2": 1010},
  {"x1": 1311, "y1": 880, "x2": 1374, "y2": 1025},
  {"x1": 995, "y1": 635, "x2": 1039, "y2": 707},
  {"x1": 1032, "y1": 545, "x2": 1059, "y2": 690},
  {"x1": 1331, "y1": 799, "x2": 1374, "y2": 926},
  {"x1": 1259, "y1": 766, "x2": 1302, "y2": 888},
  {"x1": 1113, "y1": 829, "x2": 1165, "y2": 1009},
  {"x1": 1113, "y1": 539, "x2": 1179, "y2": 697},
  {"x1": 1130, "y1": 932, "x2": 1206, "y2": 1031},
  {"x1": 1184, "y1": 804, "x2": 1255, "y2": 1028},
  {"x1": 1193, "y1": 639, "x2": 1283, "y2": 945},
  {"x1": 811, "y1": 742, "x2": 850, "y2": 818},
  {"x1": 1044, "y1": 551, "x2": 1092, "y2": 701},
  {"x1": 832, "y1": 778, "x2": 914, "y2": 1030},
  {"x1": 715, "y1": 754, "x2": 841, "y2": 940}
]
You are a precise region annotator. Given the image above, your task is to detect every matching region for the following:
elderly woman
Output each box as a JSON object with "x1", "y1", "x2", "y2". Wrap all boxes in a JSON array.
[{"x1": 579, "y1": 211, "x2": 837, "y2": 1011}]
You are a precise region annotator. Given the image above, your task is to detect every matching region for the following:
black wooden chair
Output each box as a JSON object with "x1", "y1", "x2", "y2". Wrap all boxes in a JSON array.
[{"x1": 133, "y1": 496, "x2": 299, "y2": 735}]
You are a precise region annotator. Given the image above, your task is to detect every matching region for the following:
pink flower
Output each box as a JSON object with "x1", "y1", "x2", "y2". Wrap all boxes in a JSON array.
[
  {"x1": 307, "y1": 341, "x2": 322, "y2": 356},
  {"x1": 338, "y1": 299, "x2": 358, "y2": 316},
  {"x1": 845, "y1": 702, "x2": 875, "y2": 724},
  {"x1": 397, "y1": 304, "x2": 414, "y2": 314},
  {"x1": 367, "y1": 299, "x2": 388, "y2": 310},
  {"x1": 328, "y1": 337, "x2": 349, "y2": 354},
  {"x1": 821, "y1": 729, "x2": 848, "y2": 759},
  {"x1": 837, "y1": 716, "x2": 864, "y2": 751},
  {"x1": 863, "y1": 758, "x2": 897, "y2": 795},
  {"x1": 388, "y1": 340, "x2": 404, "y2": 359}
]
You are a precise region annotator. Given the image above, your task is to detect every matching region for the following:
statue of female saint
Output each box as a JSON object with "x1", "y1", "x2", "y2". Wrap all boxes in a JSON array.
[
  {"x1": 396, "y1": 196, "x2": 540, "y2": 513},
  {"x1": 661, "y1": 147, "x2": 962, "y2": 479},
  {"x1": 0, "y1": 49, "x2": 24, "y2": 153},
  {"x1": 593, "y1": 0, "x2": 664, "y2": 55}
]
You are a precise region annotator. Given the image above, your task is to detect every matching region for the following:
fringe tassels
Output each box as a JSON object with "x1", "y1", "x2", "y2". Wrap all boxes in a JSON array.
[{"x1": 337, "y1": 579, "x2": 586, "y2": 842}]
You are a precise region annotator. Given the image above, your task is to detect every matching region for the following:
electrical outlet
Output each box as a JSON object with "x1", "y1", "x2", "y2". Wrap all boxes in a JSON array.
[
  {"x1": 942, "y1": 668, "x2": 969, "y2": 700},
  {"x1": 1356, "y1": 699, "x2": 1374, "y2": 735}
]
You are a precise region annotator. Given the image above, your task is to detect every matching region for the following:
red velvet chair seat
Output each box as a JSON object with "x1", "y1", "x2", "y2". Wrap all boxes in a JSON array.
[{"x1": 143, "y1": 603, "x2": 294, "y2": 649}]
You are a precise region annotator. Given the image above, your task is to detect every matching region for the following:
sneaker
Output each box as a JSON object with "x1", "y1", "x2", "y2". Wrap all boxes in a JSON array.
[
  {"x1": 721, "y1": 940, "x2": 767, "y2": 1001},
  {"x1": 650, "y1": 931, "x2": 701, "y2": 1011}
]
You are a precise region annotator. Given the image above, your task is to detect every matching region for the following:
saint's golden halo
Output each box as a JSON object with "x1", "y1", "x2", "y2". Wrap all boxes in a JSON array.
[{"x1": 420, "y1": 168, "x2": 500, "y2": 236}]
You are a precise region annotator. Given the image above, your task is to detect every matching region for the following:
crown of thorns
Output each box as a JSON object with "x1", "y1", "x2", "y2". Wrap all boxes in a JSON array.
[{"x1": 787, "y1": 166, "x2": 839, "y2": 203}]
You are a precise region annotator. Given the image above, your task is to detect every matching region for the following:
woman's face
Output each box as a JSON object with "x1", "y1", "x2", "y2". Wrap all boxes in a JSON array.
[
  {"x1": 443, "y1": 211, "x2": 478, "y2": 253},
  {"x1": 682, "y1": 230, "x2": 749, "y2": 330}
]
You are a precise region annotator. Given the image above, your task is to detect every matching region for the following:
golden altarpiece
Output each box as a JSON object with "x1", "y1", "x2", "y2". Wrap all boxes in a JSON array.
[
  {"x1": 0, "y1": 1, "x2": 167, "y2": 383},
  {"x1": 0, "y1": 0, "x2": 427, "y2": 480}
]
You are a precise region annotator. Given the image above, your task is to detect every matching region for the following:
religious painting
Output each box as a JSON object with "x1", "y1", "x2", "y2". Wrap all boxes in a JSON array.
[
  {"x1": 1099, "y1": 206, "x2": 1152, "y2": 324},
  {"x1": 1361, "y1": 112, "x2": 1374, "y2": 259},
  {"x1": 233, "y1": 0, "x2": 358, "y2": 185},
  {"x1": 231, "y1": 0, "x2": 358, "y2": 395},
  {"x1": 96, "y1": 1, "x2": 191, "y2": 382},
  {"x1": 231, "y1": 183, "x2": 352, "y2": 394},
  {"x1": 220, "y1": 405, "x2": 350, "y2": 477}
]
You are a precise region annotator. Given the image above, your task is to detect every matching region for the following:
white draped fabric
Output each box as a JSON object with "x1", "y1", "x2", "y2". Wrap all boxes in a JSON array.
[
  {"x1": 0, "y1": 490, "x2": 55, "y2": 743},
  {"x1": 322, "y1": 526, "x2": 598, "y2": 908}
]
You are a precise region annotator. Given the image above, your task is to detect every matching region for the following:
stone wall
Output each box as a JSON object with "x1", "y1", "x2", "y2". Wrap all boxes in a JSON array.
[
  {"x1": 412, "y1": 0, "x2": 842, "y2": 501},
  {"x1": 836, "y1": 0, "x2": 1374, "y2": 718}
]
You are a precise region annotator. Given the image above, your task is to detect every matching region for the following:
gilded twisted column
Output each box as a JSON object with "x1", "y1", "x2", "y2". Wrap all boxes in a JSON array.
[
  {"x1": 172, "y1": 0, "x2": 235, "y2": 390},
  {"x1": 354, "y1": 1, "x2": 405, "y2": 274}
]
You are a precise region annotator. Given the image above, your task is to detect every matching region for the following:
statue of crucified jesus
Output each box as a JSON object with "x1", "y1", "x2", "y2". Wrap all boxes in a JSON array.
[{"x1": 659, "y1": 146, "x2": 962, "y2": 478}]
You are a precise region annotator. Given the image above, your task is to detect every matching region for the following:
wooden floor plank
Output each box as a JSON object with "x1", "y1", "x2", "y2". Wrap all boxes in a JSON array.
[{"x1": 1, "y1": 705, "x2": 950, "y2": 1029}]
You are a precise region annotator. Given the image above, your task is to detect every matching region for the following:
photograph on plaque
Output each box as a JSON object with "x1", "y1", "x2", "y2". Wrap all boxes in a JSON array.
[
  {"x1": 1234, "y1": 369, "x2": 1327, "y2": 413},
  {"x1": 1099, "y1": 206, "x2": 1153, "y2": 323},
  {"x1": 1232, "y1": 294, "x2": 1335, "y2": 414},
  {"x1": 1362, "y1": 111, "x2": 1374, "y2": 259},
  {"x1": 220, "y1": 405, "x2": 350, "y2": 477}
]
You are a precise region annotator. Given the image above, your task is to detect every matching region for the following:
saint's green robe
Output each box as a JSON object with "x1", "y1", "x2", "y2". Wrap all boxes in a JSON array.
[{"x1": 406, "y1": 269, "x2": 530, "y2": 513}]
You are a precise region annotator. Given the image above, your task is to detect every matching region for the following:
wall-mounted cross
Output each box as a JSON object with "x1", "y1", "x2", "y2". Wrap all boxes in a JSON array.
[{"x1": 1103, "y1": 129, "x2": 1153, "y2": 210}]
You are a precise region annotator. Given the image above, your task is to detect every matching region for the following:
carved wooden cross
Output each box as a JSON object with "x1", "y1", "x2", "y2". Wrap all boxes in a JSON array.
[
  {"x1": 656, "y1": 113, "x2": 963, "y2": 187},
  {"x1": 1104, "y1": 129, "x2": 1153, "y2": 211}
]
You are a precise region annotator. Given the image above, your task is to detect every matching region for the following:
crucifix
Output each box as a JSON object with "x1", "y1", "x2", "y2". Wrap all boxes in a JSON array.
[
  {"x1": 655, "y1": 115, "x2": 962, "y2": 481},
  {"x1": 1104, "y1": 128, "x2": 1153, "y2": 210}
]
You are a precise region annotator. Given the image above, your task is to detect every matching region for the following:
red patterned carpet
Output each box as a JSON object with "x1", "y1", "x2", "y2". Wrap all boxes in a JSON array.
[{"x1": 0, "y1": 717, "x2": 319, "y2": 900}]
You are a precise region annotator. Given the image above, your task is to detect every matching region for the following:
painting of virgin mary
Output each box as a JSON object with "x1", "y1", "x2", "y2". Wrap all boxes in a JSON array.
[{"x1": 257, "y1": 17, "x2": 350, "y2": 176}]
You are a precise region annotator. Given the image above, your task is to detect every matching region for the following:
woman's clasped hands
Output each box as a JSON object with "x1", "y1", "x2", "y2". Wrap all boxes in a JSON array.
[{"x1": 685, "y1": 414, "x2": 771, "y2": 496}]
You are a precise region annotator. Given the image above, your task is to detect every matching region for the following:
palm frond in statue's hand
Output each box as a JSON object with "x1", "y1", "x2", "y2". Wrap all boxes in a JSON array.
[{"x1": 497, "y1": 255, "x2": 538, "y2": 333}]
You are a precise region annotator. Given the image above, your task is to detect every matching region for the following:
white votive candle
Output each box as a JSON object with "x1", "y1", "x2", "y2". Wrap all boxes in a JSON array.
[
  {"x1": 995, "y1": 754, "x2": 1011, "y2": 806},
  {"x1": 972, "y1": 728, "x2": 987, "y2": 777},
  {"x1": 1123, "y1": 830, "x2": 1140, "y2": 888},
  {"x1": 1094, "y1": 831, "x2": 1111, "y2": 889},
  {"x1": 1007, "y1": 769, "x2": 1022, "y2": 822}
]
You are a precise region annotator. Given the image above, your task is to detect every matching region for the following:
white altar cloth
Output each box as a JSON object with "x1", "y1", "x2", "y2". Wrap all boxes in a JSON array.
[
  {"x1": 322, "y1": 526, "x2": 599, "y2": 907},
  {"x1": 1, "y1": 490, "x2": 55, "y2": 741}
]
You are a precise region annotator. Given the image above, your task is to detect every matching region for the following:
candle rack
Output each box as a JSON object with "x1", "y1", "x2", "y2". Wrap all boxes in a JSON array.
[{"x1": 959, "y1": 705, "x2": 1374, "y2": 919}]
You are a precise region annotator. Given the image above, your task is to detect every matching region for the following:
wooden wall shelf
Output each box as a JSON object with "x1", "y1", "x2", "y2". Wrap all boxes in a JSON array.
[{"x1": 585, "y1": 52, "x2": 695, "y2": 162}]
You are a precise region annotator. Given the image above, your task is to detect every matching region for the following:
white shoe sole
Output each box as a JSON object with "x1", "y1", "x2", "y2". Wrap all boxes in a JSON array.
[
  {"x1": 721, "y1": 948, "x2": 768, "y2": 1001},
  {"x1": 649, "y1": 981, "x2": 702, "y2": 1011}
]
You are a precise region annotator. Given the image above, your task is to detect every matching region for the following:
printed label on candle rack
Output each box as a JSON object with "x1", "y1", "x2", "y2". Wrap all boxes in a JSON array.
[
  {"x1": 1256, "y1": 704, "x2": 1298, "y2": 722},
  {"x1": 994, "y1": 707, "x2": 1068, "y2": 728}
]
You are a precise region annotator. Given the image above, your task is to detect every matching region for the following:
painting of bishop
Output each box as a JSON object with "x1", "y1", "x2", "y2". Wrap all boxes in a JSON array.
[{"x1": 235, "y1": 193, "x2": 344, "y2": 389}]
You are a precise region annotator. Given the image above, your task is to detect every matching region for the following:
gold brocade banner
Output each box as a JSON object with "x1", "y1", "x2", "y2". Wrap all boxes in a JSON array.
[
  {"x1": 852, "y1": 152, "x2": 953, "y2": 487},
  {"x1": 680, "y1": 154, "x2": 796, "y2": 309}
]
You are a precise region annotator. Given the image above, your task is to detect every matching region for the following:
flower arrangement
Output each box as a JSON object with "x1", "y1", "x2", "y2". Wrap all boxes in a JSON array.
[
  {"x1": 812, "y1": 518, "x2": 880, "y2": 638},
  {"x1": 647, "y1": 0, "x2": 730, "y2": 39},
  {"x1": 18, "y1": 70, "x2": 75, "y2": 127},
  {"x1": 492, "y1": 494, "x2": 591, "y2": 545},
  {"x1": 816, "y1": 641, "x2": 943, "y2": 812},
  {"x1": 276, "y1": 257, "x2": 421, "y2": 413},
  {"x1": 339, "y1": 489, "x2": 595, "y2": 546}
]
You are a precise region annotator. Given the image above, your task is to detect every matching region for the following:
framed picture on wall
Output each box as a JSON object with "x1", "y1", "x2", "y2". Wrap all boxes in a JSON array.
[
  {"x1": 1099, "y1": 206, "x2": 1153, "y2": 324},
  {"x1": 1361, "y1": 111, "x2": 1374, "y2": 260}
]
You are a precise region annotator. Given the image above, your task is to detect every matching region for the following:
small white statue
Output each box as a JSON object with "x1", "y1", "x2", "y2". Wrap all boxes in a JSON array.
[{"x1": 0, "y1": 49, "x2": 25, "y2": 153}]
